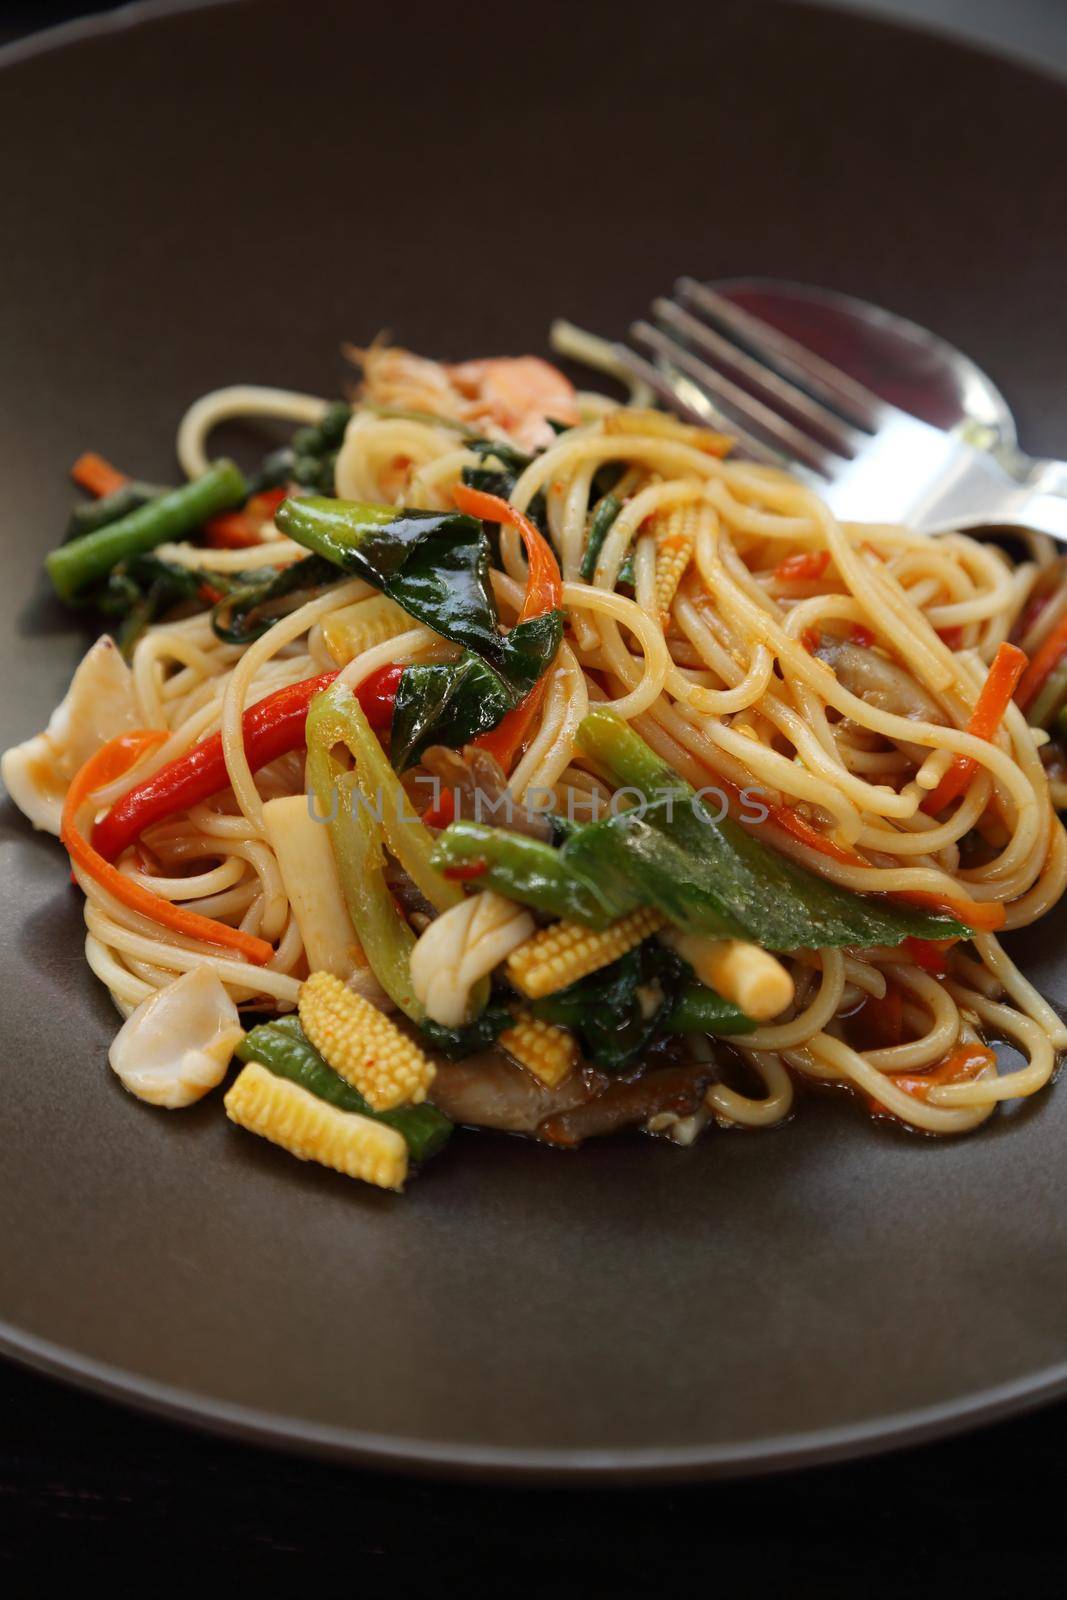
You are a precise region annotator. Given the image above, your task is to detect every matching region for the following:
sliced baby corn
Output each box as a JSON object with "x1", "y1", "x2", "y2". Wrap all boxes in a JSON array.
[
  {"x1": 224, "y1": 1062, "x2": 408, "y2": 1191},
  {"x1": 506, "y1": 906, "x2": 667, "y2": 999},
  {"x1": 499, "y1": 1011, "x2": 580, "y2": 1088},
  {"x1": 321, "y1": 593, "x2": 412, "y2": 666},
  {"x1": 299, "y1": 970, "x2": 435, "y2": 1111},
  {"x1": 652, "y1": 502, "x2": 701, "y2": 623}
]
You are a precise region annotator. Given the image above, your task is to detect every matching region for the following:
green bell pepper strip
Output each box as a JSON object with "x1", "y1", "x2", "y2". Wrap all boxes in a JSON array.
[
  {"x1": 663, "y1": 983, "x2": 757, "y2": 1035},
  {"x1": 237, "y1": 1016, "x2": 452, "y2": 1163},
  {"x1": 305, "y1": 710, "x2": 423, "y2": 1019},
  {"x1": 310, "y1": 680, "x2": 462, "y2": 915},
  {"x1": 46, "y1": 459, "x2": 248, "y2": 601},
  {"x1": 433, "y1": 822, "x2": 617, "y2": 925}
]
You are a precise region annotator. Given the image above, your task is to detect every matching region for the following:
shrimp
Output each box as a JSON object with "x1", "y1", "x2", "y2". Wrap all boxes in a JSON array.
[{"x1": 354, "y1": 342, "x2": 580, "y2": 452}]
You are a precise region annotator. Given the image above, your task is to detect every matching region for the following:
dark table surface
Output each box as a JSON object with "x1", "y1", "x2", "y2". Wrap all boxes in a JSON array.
[{"x1": 3, "y1": 0, "x2": 1067, "y2": 1587}]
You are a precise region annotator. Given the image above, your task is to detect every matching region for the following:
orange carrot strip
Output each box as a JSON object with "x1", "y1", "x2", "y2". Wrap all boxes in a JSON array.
[
  {"x1": 71, "y1": 452, "x2": 129, "y2": 498},
  {"x1": 1016, "y1": 615, "x2": 1067, "y2": 711},
  {"x1": 62, "y1": 732, "x2": 273, "y2": 966},
  {"x1": 922, "y1": 642, "x2": 1027, "y2": 815}
]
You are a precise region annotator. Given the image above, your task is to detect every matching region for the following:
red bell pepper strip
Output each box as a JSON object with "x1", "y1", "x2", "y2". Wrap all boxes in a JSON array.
[
  {"x1": 204, "y1": 487, "x2": 289, "y2": 549},
  {"x1": 64, "y1": 731, "x2": 274, "y2": 966},
  {"x1": 92, "y1": 664, "x2": 403, "y2": 862},
  {"x1": 922, "y1": 642, "x2": 1027, "y2": 815},
  {"x1": 773, "y1": 550, "x2": 830, "y2": 583}
]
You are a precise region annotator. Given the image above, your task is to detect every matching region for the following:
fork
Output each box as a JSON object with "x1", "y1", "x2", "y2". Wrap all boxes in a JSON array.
[{"x1": 612, "y1": 278, "x2": 1067, "y2": 540}]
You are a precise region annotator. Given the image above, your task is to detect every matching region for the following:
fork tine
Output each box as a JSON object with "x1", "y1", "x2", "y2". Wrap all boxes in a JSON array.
[
  {"x1": 632, "y1": 321, "x2": 845, "y2": 479},
  {"x1": 654, "y1": 297, "x2": 868, "y2": 459},
  {"x1": 608, "y1": 343, "x2": 785, "y2": 466},
  {"x1": 676, "y1": 277, "x2": 889, "y2": 433}
]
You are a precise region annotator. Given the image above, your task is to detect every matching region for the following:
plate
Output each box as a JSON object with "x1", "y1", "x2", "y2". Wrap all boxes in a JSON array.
[{"x1": 2, "y1": 0, "x2": 1067, "y2": 1480}]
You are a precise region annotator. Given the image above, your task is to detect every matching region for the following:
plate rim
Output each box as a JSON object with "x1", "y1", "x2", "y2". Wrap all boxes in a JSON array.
[
  {"x1": 5, "y1": 1314, "x2": 1067, "y2": 1482},
  {"x1": 4, "y1": 0, "x2": 1067, "y2": 1480}
]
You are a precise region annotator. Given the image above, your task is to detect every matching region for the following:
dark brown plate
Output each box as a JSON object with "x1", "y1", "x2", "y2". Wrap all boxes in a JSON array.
[{"x1": 2, "y1": 0, "x2": 1067, "y2": 1481}]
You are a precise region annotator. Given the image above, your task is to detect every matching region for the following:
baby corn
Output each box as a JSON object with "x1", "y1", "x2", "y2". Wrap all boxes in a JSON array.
[
  {"x1": 321, "y1": 593, "x2": 411, "y2": 665},
  {"x1": 506, "y1": 906, "x2": 666, "y2": 999},
  {"x1": 499, "y1": 1011, "x2": 579, "y2": 1088},
  {"x1": 224, "y1": 1062, "x2": 408, "y2": 1191},
  {"x1": 652, "y1": 503, "x2": 700, "y2": 623},
  {"x1": 299, "y1": 970, "x2": 435, "y2": 1111}
]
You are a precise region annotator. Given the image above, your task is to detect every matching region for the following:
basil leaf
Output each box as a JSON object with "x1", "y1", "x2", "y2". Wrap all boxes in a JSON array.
[
  {"x1": 531, "y1": 942, "x2": 685, "y2": 1071},
  {"x1": 560, "y1": 796, "x2": 967, "y2": 949},
  {"x1": 277, "y1": 498, "x2": 503, "y2": 661},
  {"x1": 211, "y1": 553, "x2": 341, "y2": 644},
  {"x1": 391, "y1": 611, "x2": 564, "y2": 770}
]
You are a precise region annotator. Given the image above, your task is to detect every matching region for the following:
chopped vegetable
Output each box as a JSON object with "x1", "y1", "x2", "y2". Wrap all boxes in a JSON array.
[
  {"x1": 47, "y1": 459, "x2": 248, "y2": 601},
  {"x1": 93, "y1": 670, "x2": 339, "y2": 861},
  {"x1": 507, "y1": 906, "x2": 667, "y2": 999},
  {"x1": 210, "y1": 553, "x2": 341, "y2": 645},
  {"x1": 580, "y1": 493, "x2": 622, "y2": 582},
  {"x1": 450, "y1": 484, "x2": 564, "y2": 773},
  {"x1": 866, "y1": 1042, "x2": 996, "y2": 1117},
  {"x1": 66, "y1": 480, "x2": 163, "y2": 541},
  {"x1": 653, "y1": 503, "x2": 699, "y2": 619},
  {"x1": 71, "y1": 451, "x2": 129, "y2": 498},
  {"x1": 225, "y1": 1060, "x2": 409, "y2": 1190},
  {"x1": 663, "y1": 983, "x2": 756, "y2": 1035},
  {"x1": 434, "y1": 710, "x2": 973, "y2": 947},
  {"x1": 1016, "y1": 615, "x2": 1067, "y2": 712},
  {"x1": 238, "y1": 1015, "x2": 452, "y2": 1162},
  {"x1": 204, "y1": 486, "x2": 288, "y2": 550},
  {"x1": 298, "y1": 970, "x2": 436, "y2": 1111},
  {"x1": 309, "y1": 680, "x2": 461, "y2": 913},
  {"x1": 526, "y1": 940, "x2": 688, "y2": 1071},
  {"x1": 922, "y1": 642, "x2": 1027, "y2": 814},
  {"x1": 498, "y1": 1011, "x2": 579, "y2": 1087},
  {"x1": 774, "y1": 550, "x2": 831, "y2": 583},
  {"x1": 64, "y1": 731, "x2": 273, "y2": 964},
  {"x1": 304, "y1": 731, "x2": 420, "y2": 1018}
]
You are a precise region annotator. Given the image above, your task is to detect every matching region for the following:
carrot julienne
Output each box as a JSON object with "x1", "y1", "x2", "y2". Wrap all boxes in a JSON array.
[
  {"x1": 71, "y1": 452, "x2": 129, "y2": 498},
  {"x1": 63, "y1": 731, "x2": 274, "y2": 966},
  {"x1": 1015, "y1": 615, "x2": 1067, "y2": 712},
  {"x1": 922, "y1": 642, "x2": 1028, "y2": 815}
]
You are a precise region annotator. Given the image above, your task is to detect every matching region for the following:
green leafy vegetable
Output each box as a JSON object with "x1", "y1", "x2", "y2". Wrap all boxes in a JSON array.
[
  {"x1": 210, "y1": 553, "x2": 340, "y2": 644},
  {"x1": 390, "y1": 611, "x2": 563, "y2": 769},
  {"x1": 580, "y1": 493, "x2": 622, "y2": 581},
  {"x1": 97, "y1": 554, "x2": 204, "y2": 655},
  {"x1": 432, "y1": 711, "x2": 971, "y2": 950}
]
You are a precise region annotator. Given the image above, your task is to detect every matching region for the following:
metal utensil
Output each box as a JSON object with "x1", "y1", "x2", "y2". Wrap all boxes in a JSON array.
[{"x1": 613, "y1": 278, "x2": 1067, "y2": 539}]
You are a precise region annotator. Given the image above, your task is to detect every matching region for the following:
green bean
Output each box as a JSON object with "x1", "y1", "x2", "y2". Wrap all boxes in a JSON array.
[{"x1": 46, "y1": 459, "x2": 247, "y2": 601}]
